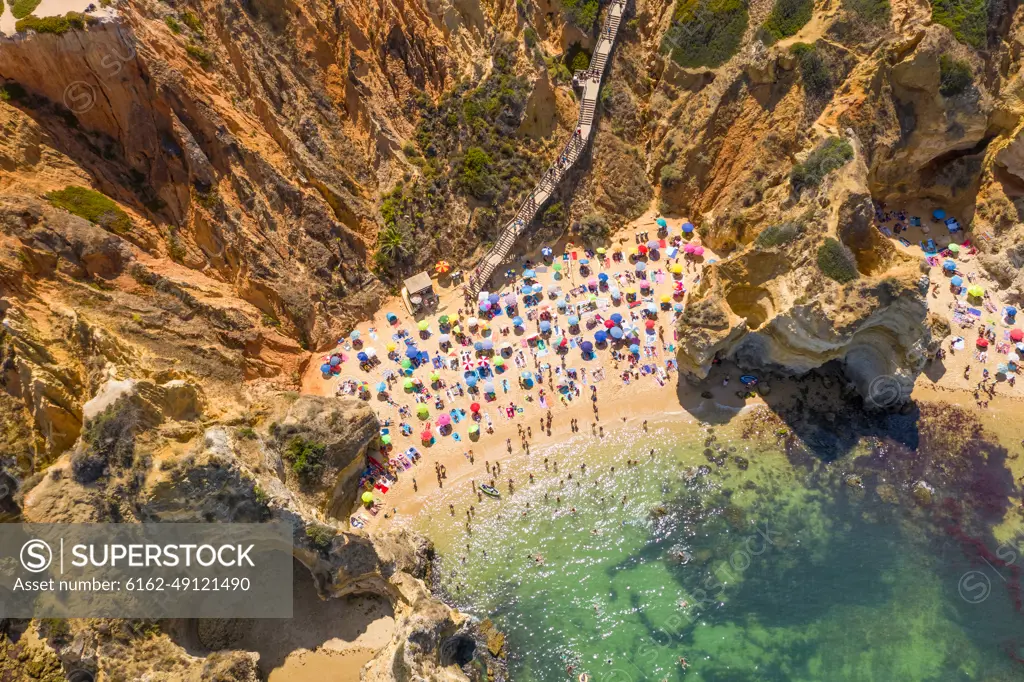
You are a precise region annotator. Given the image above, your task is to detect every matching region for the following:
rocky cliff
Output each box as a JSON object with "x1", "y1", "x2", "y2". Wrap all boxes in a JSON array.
[{"x1": 5, "y1": 0, "x2": 1024, "y2": 675}]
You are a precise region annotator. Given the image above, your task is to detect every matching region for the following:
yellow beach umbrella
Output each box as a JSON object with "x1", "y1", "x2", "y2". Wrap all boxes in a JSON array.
[
  {"x1": 968, "y1": 285, "x2": 984, "y2": 297},
  {"x1": 386, "y1": 342, "x2": 397, "y2": 351}
]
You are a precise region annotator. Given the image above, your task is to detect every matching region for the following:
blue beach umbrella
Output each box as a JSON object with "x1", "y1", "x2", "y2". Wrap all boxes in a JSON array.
[
  {"x1": 539, "y1": 320, "x2": 552, "y2": 333},
  {"x1": 513, "y1": 316, "x2": 524, "y2": 326},
  {"x1": 635, "y1": 261, "x2": 646, "y2": 272},
  {"x1": 350, "y1": 330, "x2": 360, "y2": 340},
  {"x1": 682, "y1": 222, "x2": 695, "y2": 233},
  {"x1": 466, "y1": 375, "x2": 479, "y2": 387},
  {"x1": 646, "y1": 303, "x2": 658, "y2": 314},
  {"x1": 567, "y1": 315, "x2": 580, "y2": 326},
  {"x1": 357, "y1": 352, "x2": 369, "y2": 362},
  {"x1": 943, "y1": 259, "x2": 956, "y2": 271},
  {"x1": 933, "y1": 209, "x2": 946, "y2": 220},
  {"x1": 489, "y1": 293, "x2": 500, "y2": 304},
  {"x1": 523, "y1": 269, "x2": 537, "y2": 279},
  {"x1": 629, "y1": 344, "x2": 640, "y2": 354},
  {"x1": 610, "y1": 313, "x2": 624, "y2": 325},
  {"x1": 610, "y1": 327, "x2": 624, "y2": 340},
  {"x1": 376, "y1": 382, "x2": 387, "y2": 392},
  {"x1": 646, "y1": 240, "x2": 659, "y2": 250},
  {"x1": 594, "y1": 330, "x2": 608, "y2": 343},
  {"x1": 405, "y1": 347, "x2": 419, "y2": 359},
  {"x1": 598, "y1": 272, "x2": 609, "y2": 282},
  {"x1": 329, "y1": 356, "x2": 341, "y2": 367},
  {"x1": 482, "y1": 340, "x2": 494, "y2": 350},
  {"x1": 656, "y1": 218, "x2": 667, "y2": 228},
  {"x1": 320, "y1": 363, "x2": 331, "y2": 374},
  {"x1": 474, "y1": 341, "x2": 484, "y2": 351},
  {"x1": 950, "y1": 275, "x2": 963, "y2": 287},
  {"x1": 541, "y1": 247, "x2": 553, "y2": 257},
  {"x1": 557, "y1": 300, "x2": 568, "y2": 310},
  {"x1": 581, "y1": 341, "x2": 594, "y2": 353}
]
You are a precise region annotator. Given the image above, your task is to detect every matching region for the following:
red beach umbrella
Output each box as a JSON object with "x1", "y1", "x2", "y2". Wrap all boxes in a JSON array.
[
  {"x1": 1011, "y1": 329, "x2": 1023, "y2": 342},
  {"x1": 604, "y1": 319, "x2": 616, "y2": 329},
  {"x1": 976, "y1": 337, "x2": 989, "y2": 348},
  {"x1": 470, "y1": 402, "x2": 481, "y2": 413}
]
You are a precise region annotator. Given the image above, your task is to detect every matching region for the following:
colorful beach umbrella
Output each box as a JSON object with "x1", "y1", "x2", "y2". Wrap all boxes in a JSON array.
[
  {"x1": 1011, "y1": 329, "x2": 1024, "y2": 342},
  {"x1": 681, "y1": 222, "x2": 695, "y2": 233},
  {"x1": 948, "y1": 243, "x2": 961, "y2": 254},
  {"x1": 943, "y1": 259, "x2": 956, "y2": 271},
  {"x1": 968, "y1": 285, "x2": 984, "y2": 297},
  {"x1": 656, "y1": 218, "x2": 667, "y2": 228},
  {"x1": 950, "y1": 275, "x2": 963, "y2": 287},
  {"x1": 418, "y1": 320, "x2": 429, "y2": 331}
]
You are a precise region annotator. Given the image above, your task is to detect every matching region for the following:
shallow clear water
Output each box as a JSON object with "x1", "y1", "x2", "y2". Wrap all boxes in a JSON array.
[{"x1": 419, "y1": 421, "x2": 1024, "y2": 682}]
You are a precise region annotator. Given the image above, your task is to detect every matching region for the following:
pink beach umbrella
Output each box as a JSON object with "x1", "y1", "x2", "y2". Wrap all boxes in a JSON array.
[
  {"x1": 693, "y1": 246, "x2": 705, "y2": 256},
  {"x1": 436, "y1": 414, "x2": 452, "y2": 426},
  {"x1": 683, "y1": 243, "x2": 696, "y2": 254}
]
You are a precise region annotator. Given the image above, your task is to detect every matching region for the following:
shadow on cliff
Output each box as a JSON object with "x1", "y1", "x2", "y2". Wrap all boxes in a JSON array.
[{"x1": 164, "y1": 559, "x2": 394, "y2": 675}]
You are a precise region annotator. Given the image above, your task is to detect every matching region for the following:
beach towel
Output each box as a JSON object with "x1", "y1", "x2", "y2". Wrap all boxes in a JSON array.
[
  {"x1": 350, "y1": 515, "x2": 366, "y2": 529},
  {"x1": 453, "y1": 432, "x2": 461, "y2": 441},
  {"x1": 968, "y1": 308, "x2": 982, "y2": 317},
  {"x1": 899, "y1": 238, "x2": 911, "y2": 247},
  {"x1": 879, "y1": 226, "x2": 893, "y2": 237}
]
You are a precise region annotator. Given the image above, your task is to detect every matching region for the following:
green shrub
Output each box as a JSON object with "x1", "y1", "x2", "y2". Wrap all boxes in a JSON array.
[
  {"x1": 165, "y1": 16, "x2": 182, "y2": 33},
  {"x1": 845, "y1": 0, "x2": 890, "y2": 23},
  {"x1": 284, "y1": 437, "x2": 327, "y2": 482},
  {"x1": 570, "y1": 50, "x2": 590, "y2": 73},
  {"x1": 236, "y1": 426, "x2": 257, "y2": 440},
  {"x1": 791, "y1": 43, "x2": 834, "y2": 98},
  {"x1": 523, "y1": 26, "x2": 538, "y2": 48},
  {"x1": 9, "y1": 0, "x2": 40, "y2": 19},
  {"x1": 561, "y1": 0, "x2": 600, "y2": 30},
  {"x1": 755, "y1": 221, "x2": 802, "y2": 248},
  {"x1": 659, "y1": 163, "x2": 685, "y2": 189},
  {"x1": 15, "y1": 11, "x2": 87, "y2": 34},
  {"x1": 542, "y1": 201, "x2": 565, "y2": 228},
  {"x1": 761, "y1": 0, "x2": 813, "y2": 41},
  {"x1": 46, "y1": 186, "x2": 133, "y2": 234},
  {"x1": 180, "y1": 9, "x2": 202, "y2": 33},
  {"x1": 790, "y1": 136, "x2": 853, "y2": 190},
  {"x1": 185, "y1": 42, "x2": 214, "y2": 68},
  {"x1": 930, "y1": 0, "x2": 988, "y2": 48},
  {"x1": 662, "y1": 0, "x2": 749, "y2": 68},
  {"x1": 305, "y1": 524, "x2": 335, "y2": 554},
  {"x1": 938, "y1": 54, "x2": 972, "y2": 96},
  {"x1": 817, "y1": 238, "x2": 859, "y2": 283},
  {"x1": 457, "y1": 146, "x2": 495, "y2": 199},
  {"x1": 577, "y1": 212, "x2": 611, "y2": 241},
  {"x1": 373, "y1": 223, "x2": 410, "y2": 267}
]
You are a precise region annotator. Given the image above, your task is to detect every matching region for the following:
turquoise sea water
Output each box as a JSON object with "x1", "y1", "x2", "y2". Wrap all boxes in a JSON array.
[{"x1": 419, "y1": 416, "x2": 1024, "y2": 681}]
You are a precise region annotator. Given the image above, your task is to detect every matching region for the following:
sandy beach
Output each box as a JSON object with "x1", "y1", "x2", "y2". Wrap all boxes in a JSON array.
[{"x1": 299, "y1": 204, "x2": 1024, "y2": 538}]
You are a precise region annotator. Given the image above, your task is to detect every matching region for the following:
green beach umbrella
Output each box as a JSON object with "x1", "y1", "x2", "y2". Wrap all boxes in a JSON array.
[
  {"x1": 380, "y1": 433, "x2": 391, "y2": 445},
  {"x1": 596, "y1": 247, "x2": 606, "y2": 254},
  {"x1": 494, "y1": 356, "x2": 505, "y2": 366},
  {"x1": 588, "y1": 293, "x2": 597, "y2": 301},
  {"x1": 403, "y1": 378, "x2": 414, "y2": 390},
  {"x1": 948, "y1": 243, "x2": 960, "y2": 254},
  {"x1": 439, "y1": 314, "x2": 450, "y2": 324},
  {"x1": 400, "y1": 358, "x2": 412, "y2": 369},
  {"x1": 417, "y1": 404, "x2": 429, "y2": 417},
  {"x1": 418, "y1": 320, "x2": 429, "y2": 331},
  {"x1": 430, "y1": 371, "x2": 440, "y2": 382},
  {"x1": 553, "y1": 263, "x2": 562, "y2": 272},
  {"x1": 468, "y1": 424, "x2": 479, "y2": 434}
]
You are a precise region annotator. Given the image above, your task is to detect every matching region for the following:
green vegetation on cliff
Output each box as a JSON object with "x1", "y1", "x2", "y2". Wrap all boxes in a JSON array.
[
  {"x1": 845, "y1": 0, "x2": 890, "y2": 23},
  {"x1": 817, "y1": 237, "x2": 860, "y2": 283},
  {"x1": 930, "y1": 0, "x2": 988, "y2": 47},
  {"x1": 284, "y1": 437, "x2": 327, "y2": 482},
  {"x1": 8, "y1": 0, "x2": 40, "y2": 19},
  {"x1": 790, "y1": 137, "x2": 853, "y2": 190},
  {"x1": 761, "y1": 0, "x2": 813, "y2": 41},
  {"x1": 374, "y1": 42, "x2": 541, "y2": 273},
  {"x1": 15, "y1": 11, "x2": 88, "y2": 34},
  {"x1": 939, "y1": 54, "x2": 973, "y2": 96},
  {"x1": 791, "y1": 43, "x2": 834, "y2": 98},
  {"x1": 561, "y1": 0, "x2": 601, "y2": 30},
  {"x1": 46, "y1": 186, "x2": 133, "y2": 234},
  {"x1": 662, "y1": 0, "x2": 748, "y2": 68}
]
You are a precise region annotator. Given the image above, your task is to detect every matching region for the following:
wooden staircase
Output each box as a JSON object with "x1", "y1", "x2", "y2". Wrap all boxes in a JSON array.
[{"x1": 466, "y1": 0, "x2": 628, "y2": 299}]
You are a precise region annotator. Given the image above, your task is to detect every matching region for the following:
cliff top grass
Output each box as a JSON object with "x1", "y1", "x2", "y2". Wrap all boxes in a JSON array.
[
  {"x1": 15, "y1": 11, "x2": 90, "y2": 34},
  {"x1": 761, "y1": 0, "x2": 813, "y2": 42},
  {"x1": 662, "y1": 0, "x2": 749, "y2": 68},
  {"x1": 845, "y1": 0, "x2": 891, "y2": 23},
  {"x1": 930, "y1": 0, "x2": 988, "y2": 48},
  {"x1": 46, "y1": 186, "x2": 133, "y2": 234},
  {"x1": 8, "y1": 0, "x2": 40, "y2": 20}
]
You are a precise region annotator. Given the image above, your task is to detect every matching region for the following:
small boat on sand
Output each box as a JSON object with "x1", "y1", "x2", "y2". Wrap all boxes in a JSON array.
[{"x1": 479, "y1": 484, "x2": 500, "y2": 498}]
